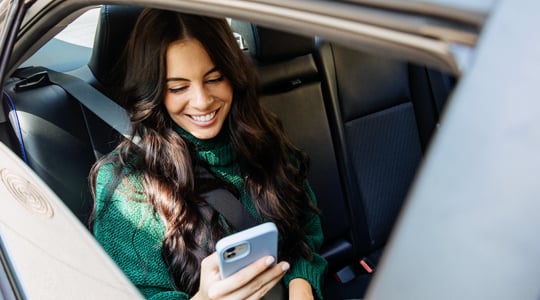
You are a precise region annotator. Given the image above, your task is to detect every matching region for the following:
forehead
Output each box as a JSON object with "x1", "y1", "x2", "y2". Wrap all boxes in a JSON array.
[{"x1": 165, "y1": 38, "x2": 215, "y2": 76}]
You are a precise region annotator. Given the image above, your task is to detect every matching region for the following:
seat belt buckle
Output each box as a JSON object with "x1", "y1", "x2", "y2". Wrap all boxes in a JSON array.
[
  {"x1": 359, "y1": 257, "x2": 375, "y2": 274},
  {"x1": 333, "y1": 265, "x2": 356, "y2": 283},
  {"x1": 332, "y1": 257, "x2": 376, "y2": 283}
]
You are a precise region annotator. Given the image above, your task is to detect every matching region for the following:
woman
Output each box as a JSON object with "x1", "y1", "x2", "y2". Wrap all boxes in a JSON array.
[{"x1": 90, "y1": 8, "x2": 327, "y2": 300}]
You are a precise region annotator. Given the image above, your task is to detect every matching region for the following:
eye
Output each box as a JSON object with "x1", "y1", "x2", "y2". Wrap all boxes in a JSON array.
[
  {"x1": 168, "y1": 85, "x2": 189, "y2": 94},
  {"x1": 206, "y1": 74, "x2": 224, "y2": 84}
]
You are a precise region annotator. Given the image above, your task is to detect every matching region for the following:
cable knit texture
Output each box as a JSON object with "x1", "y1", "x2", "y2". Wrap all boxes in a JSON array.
[{"x1": 93, "y1": 125, "x2": 327, "y2": 299}]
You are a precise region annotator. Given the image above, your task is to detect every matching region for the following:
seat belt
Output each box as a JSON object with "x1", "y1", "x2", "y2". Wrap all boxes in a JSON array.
[
  {"x1": 197, "y1": 166, "x2": 258, "y2": 230},
  {"x1": 56, "y1": 73, "x2": 133, "y2": 134},
  {"x1": 17, "y1": 67, "x2": 257, "y2": 231}
]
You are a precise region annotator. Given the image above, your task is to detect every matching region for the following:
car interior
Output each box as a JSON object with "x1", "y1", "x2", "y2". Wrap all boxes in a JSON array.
[{"x1": 0, "y1": 4, "x2": 456, "y2": 299}]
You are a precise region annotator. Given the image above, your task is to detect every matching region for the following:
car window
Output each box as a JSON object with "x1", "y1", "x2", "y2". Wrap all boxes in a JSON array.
[
  {"x1": 54, "y1": 7, "x2": 99, "y2": 48},
  {"x1": 20, "y1": 7, "x2": 99, "y2": 72}
]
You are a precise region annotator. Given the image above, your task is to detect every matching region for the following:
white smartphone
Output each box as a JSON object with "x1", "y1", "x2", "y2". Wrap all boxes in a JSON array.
[{"x1": 215, "y1": 222, "x2": 278, "y2": 279}]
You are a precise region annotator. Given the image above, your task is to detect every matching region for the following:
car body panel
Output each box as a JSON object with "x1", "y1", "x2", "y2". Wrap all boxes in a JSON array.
[
  {"x1": 0, "y1": 142, "x2": 143, "y2": 299},
  {"x1": 9, "y1": 0, "x2": 482, "y2": 78},
  {"x1": 348, "y1": 0, "x2": 492, "y2": 25},
  {"x1": 367, "y1": 0, "x2": 540, "y2": 299}
]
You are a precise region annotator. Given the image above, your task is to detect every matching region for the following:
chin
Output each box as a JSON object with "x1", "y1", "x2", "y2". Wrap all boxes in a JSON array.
[{"x1": 191, "y1": 130, "x2": 221, "y2": 140}]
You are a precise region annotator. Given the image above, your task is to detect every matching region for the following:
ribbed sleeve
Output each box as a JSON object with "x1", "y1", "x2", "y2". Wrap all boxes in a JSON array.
[
  {"x1": 282, "y1": 182, "x2": 327, "y2": 300},
  {"x1": 283, "y1": 255, "x2": 327, "y2": 300},
  {"x1": 93, "y1": 162, "x2": 189, "y2": 300}
]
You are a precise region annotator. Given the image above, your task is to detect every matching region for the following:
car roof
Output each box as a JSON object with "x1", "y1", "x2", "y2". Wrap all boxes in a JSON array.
[{"x1": 12, "y1": 0, "x2": 487, "y2": 78}]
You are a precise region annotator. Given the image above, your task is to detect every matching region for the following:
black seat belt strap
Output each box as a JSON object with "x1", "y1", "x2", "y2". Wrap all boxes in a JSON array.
[
  {"x1": 45, "y1": 70, "x2": 134, "y2": 140},
  {"x1": 202, "y1": 188, "x2": 258, "y2": 230},
  {"x1": 197, "y1": 166, "x2": 258, "y2": 231},
  {"x1": 40, "y1": 68, "x2": 256, "y2": 231}
]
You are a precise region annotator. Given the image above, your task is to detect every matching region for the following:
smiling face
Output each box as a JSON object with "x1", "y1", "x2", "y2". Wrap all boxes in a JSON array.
[{"x1": 164, "y1": 38, "x2": 233, "y2": 140}]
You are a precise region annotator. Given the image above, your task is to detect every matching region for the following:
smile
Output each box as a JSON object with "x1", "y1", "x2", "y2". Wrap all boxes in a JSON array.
[{"x1": 189, "y1": 110, "x2": 217, "y2": 122}]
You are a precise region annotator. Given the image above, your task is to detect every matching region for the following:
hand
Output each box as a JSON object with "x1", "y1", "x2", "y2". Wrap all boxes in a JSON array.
[
  {"x1": 289, "y1": 278, "x2": 314, "y2": 300},
  {"x1": 192, "y1": 252, "x2": 290, "y2": 300}
]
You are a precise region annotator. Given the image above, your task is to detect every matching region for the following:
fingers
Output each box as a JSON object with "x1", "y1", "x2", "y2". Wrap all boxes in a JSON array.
[
  {"x1": 227, "y1": 256, "x2": 277, "y2": 287},
  {"x1": 207, "y1": 256, "x2": 289, "y2": 300},
  {"x1": 200, "y1": 252, "x2": 221, "y2": 279},
  {"x1": 198, "y1": 253, "x2": 224, "y2": 300}
]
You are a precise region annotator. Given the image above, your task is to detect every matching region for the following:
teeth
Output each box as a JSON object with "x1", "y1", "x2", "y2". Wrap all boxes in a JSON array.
[{"x1": 191, "y1": 111, "x2": 216, "y2": 122}]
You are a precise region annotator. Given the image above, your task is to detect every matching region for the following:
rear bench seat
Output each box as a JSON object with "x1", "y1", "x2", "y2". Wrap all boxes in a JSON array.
[{"x1": 1, "y1": 4, "x2": 453, "y2": 298}]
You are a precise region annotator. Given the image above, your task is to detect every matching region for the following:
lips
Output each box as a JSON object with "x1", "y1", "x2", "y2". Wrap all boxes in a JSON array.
[{"x1": 190, "y1": 111, "x2": 216, "y2": 122}]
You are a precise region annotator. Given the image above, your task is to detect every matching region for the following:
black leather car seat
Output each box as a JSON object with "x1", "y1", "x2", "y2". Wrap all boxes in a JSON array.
[
  {"x1": 87, "y1": 5, "x2": 142, "y2": 96},
  {"x1": 2, "y1": 69, "x2": 99, "y2": 223},
  {"x1": 316, "y1": 41, "x2": 453, "y2": 297}
]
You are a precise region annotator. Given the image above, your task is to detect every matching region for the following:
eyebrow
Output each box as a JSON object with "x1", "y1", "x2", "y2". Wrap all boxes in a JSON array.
[{"x1": 166, "y1": 67, "x2": 220, "y2": 82}]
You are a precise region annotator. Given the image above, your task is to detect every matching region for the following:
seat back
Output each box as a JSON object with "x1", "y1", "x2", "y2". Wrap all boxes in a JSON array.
[
  {"x1": 87, "y1": 5, "x2": 143, "y2": 94},
  {"x1": 3, "y1": 69, "x2": 98, "y2": 223},
  {"x1": 316, "y1": 42, "x2": 453, "y2": 260}
]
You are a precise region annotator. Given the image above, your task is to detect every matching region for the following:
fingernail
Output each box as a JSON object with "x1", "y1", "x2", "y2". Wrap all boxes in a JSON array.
[
  {"x1": 281, "y1": 262, "x2": 290, "y2": 271},
  {"x1": 265, "y1": 256, "x2": 275, "y2": 266}
]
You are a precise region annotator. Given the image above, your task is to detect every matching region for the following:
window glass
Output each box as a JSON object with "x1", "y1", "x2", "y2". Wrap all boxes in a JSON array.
[
  {"x1": 54, "y1": 8, "x2": 99, "y2": 48},
  {"x1": 20, "y1": 7, "x2": 100, "y2": 71}
]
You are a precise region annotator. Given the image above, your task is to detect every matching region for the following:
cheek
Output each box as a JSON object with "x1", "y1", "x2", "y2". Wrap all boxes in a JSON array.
[
  {"x1": 220, "y1": 83, "x2": 234, "y2": 105},
  {"x1": 163, "y1": 93, "x2": 184, "y2": 114}
]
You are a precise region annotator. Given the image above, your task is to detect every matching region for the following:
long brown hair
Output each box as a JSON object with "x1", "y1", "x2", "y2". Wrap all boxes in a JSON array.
[{"x1": 90, "y1": 8, "x2": 317, "y2": 294}]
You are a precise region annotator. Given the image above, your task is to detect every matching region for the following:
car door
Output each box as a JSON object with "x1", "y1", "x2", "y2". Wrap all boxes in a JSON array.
[
  {"x1": 366, "y1": 1, "x2": 540, "y2": 299},
  {"x1": 0, "y1": 1, "x2": 144, "y2": 299}
]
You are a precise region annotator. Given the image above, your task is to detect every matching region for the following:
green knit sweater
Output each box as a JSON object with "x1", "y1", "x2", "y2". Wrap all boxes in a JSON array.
[{"x1": 93, "y1": 126, "x2": 327, "y2": 299}]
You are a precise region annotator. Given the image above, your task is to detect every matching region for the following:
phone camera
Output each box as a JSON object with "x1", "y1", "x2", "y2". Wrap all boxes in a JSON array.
[{"x1": 225, "y1": 247, "x2": 236, "y2": 259}]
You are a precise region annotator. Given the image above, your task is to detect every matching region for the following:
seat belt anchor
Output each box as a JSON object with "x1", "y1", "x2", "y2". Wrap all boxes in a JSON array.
[{"x1": 15, "y1": 71, "x2": 52, "y2": 92}]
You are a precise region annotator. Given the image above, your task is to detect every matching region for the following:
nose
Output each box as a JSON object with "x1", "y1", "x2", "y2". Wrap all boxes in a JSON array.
[{"x1": 191, "y1": 83, "x2": 212, "y2": 109}]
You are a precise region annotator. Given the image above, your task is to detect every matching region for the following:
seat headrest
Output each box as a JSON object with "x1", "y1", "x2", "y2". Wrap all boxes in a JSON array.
[
  {"x1": 230, "y1": 20, "x2": 314, "y2": 62},
  {"x1": 88, "y1": 5, "x2": 143, "y2": 87}
]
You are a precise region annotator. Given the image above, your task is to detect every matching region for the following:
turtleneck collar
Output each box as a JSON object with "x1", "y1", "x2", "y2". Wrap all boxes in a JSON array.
[{"x1": 173, "y1": 123, "x2": 235, "y2": 167}]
